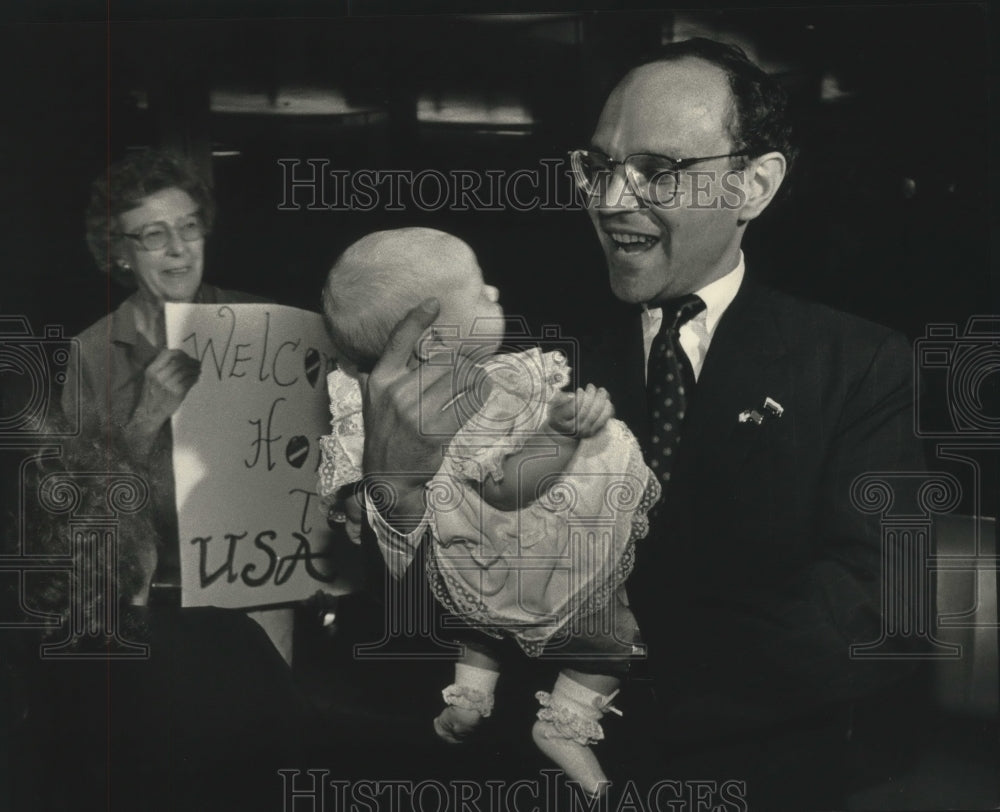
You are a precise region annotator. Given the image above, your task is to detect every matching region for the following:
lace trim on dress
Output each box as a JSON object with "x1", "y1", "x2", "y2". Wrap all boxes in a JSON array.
[
  {"x1": 426, "y1": 467, "x2": 660, "y2": 657},
  {"x1": 317, "y1": 369, "x2": 365, "y2": 507}
]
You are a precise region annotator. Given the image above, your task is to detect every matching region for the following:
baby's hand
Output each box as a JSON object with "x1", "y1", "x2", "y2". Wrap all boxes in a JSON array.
[
  {"x1": 343, "y1": 491, "x2": 364, "y2": 544},
  {"x1": 326, "y1": 487, "x2": 365, "y2": 545},
  {"x1": 548, "y1": 384, "x2": 614, "y2": 438},
  {"x1": 575, "y1": 383, "x2": 614, "y2": 437},
  {"x1": 547, "y1": 391, "x2": 577, "y2": 436}
]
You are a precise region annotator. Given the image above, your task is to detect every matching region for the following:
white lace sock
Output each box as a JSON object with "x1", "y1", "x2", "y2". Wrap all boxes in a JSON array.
[
  {"x1": 533, "y1": 672, "x2": 618, "y2": 797},
  {"x1": 433, "y1": 663, "x2": 499, "y2": 744}
]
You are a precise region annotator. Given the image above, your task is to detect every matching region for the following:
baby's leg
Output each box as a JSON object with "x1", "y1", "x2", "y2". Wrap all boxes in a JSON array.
[
  {"x1": 532, "y1": 588, "x2": 640, "y2": 792},
  {"x1": 433, "y1": 648, "x2": 500, "y2": 744},
  {"x1": 533, "y1": 669, "x2": 621, "y2": 798}
]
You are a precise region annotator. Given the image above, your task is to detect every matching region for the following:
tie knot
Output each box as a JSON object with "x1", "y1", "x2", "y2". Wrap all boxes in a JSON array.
[{"x1": 661, "y1": 294, "x2": 706, "y2": 334}]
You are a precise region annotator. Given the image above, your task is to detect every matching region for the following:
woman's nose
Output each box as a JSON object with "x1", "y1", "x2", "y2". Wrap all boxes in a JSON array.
[
  {"x1": 164, "y1": 226, "x2": 187, "y2": 255},
  {"x1": 485, "y1": 285, "x2": 500, "y2": 303}
]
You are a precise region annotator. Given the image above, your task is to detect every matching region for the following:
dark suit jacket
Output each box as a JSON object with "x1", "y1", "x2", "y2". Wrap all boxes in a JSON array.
[{"x1": 579, "y1": 275, "x2": 926, "y2": 747}]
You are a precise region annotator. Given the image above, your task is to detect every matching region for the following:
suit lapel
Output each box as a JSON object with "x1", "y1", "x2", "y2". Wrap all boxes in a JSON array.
[
  {"x1": 581, "y1": 308, "x2": 648, "y2": 440},
  {"x1": 679, "y1": 278, "x2": 789, "y2": 466},
  {"x1": 582, "y1": 277, "x2": 789, "y2": 470},
  {"x1": 615, "y1": 314, "x2": 649, "y2": 440}
]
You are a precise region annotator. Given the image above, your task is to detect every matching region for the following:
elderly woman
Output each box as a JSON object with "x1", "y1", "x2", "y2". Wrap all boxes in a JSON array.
[{"x1": 61, "y1": 149, "x2": 263, "y2": 594}]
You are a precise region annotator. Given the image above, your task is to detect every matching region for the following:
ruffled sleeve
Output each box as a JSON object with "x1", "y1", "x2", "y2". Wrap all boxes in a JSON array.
[
  {"x1": 317, "y1": 369, "x2": 365, "y2": 507},
  {"x1": 443, "y1": 349, "x2": 571, "y2": 484}
]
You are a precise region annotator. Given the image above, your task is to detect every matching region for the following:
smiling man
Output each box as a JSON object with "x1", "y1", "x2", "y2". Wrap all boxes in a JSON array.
[
  {"x1": 359, "y1": 37, "x2": 926, "y2": 810},
  {"x1": 567, "y1": 38, "x2": 927, "y2": 809},
  {"x1": 577, "y1": 54, "x2": 781, "y2": 305}
]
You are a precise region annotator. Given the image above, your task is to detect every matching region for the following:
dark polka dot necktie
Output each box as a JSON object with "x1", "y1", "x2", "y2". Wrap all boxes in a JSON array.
[{"x1": 645, "y1": 294, "x2": 706, "y2": 489}]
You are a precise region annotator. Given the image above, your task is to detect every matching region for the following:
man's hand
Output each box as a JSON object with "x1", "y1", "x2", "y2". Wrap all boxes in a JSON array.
[
  {"x1": 548, "y1": 383, "x2": 614, "y2": 439},
  {"x1": 357, "y1": 298, "x2": 465, "y2": 528}
]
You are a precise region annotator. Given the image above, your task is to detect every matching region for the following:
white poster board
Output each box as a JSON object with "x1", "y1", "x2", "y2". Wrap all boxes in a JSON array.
[{"x1": 166, "y1": 302, "x2": 349, "y2": 609}]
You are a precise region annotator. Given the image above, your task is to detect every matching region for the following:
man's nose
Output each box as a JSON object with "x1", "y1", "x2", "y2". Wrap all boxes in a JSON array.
[
  {"x1": 594, "y1": 165, "x2": 642, "y2": 212},
  {"x1": 485, "y1": 285, "x2": 500, "y2": 303}
]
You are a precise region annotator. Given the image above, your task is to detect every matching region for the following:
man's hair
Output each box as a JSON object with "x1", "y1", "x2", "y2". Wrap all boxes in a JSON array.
[
  {"x1": 321, "y1": 228, "x2": 473, "y2": 373},
  {"x1": 628, "y1": 37, "x2": 797, "y2": 172},
  {"x1": 84, "y1": 148, "x2": 216, "y2": 278}
]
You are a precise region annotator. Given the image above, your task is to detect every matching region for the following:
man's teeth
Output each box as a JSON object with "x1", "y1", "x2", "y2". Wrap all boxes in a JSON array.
[{"x1": 609, "y1": 232, "x2": 657, "y2": 246}]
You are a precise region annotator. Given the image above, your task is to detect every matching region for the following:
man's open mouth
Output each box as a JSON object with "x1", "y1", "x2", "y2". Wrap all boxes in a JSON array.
[{"x1": 607, "y1": 232, "x2": 659, "y2": 253}]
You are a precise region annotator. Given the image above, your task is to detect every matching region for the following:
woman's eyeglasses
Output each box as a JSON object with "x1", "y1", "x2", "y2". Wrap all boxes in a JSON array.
[{"x1": 119, "y1": 213, "x2": 206, "y2": 252}]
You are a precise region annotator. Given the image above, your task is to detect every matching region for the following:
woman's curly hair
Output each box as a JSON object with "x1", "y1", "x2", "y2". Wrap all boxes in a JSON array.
[
  {"x1": 18, "y1": 421, "x2": 159, "y2": 647},
  {"x1": 84, "y1": 148, "x2": 215, "y2": 279}
]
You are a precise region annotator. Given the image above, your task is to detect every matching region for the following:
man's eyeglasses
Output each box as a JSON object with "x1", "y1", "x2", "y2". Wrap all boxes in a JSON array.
[
  {"x1": 119, "y1": 213, "x2": 206, "y2": 252},
  {"x1": 568, "y1": 149, "x2": 750, "y2": 204}
]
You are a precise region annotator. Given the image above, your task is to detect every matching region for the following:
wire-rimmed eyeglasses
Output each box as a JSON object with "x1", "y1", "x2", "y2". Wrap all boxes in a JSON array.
[{"x1": 119, "y1": 213, "x2": 206, "y2": 252}]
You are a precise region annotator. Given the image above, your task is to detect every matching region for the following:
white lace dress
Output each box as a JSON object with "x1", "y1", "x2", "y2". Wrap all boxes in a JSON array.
[{"x1": 318, "y1": 348, "x2": 659, "y2": 656}]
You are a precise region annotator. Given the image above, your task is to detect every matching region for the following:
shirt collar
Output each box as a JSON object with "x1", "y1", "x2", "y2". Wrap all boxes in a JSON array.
[
  {"x1": 695, "y1": 250, "x2": 744, "y2": 337},
  {"x1": 642, "y1": 251, "x2": 745, "y2": 336}
]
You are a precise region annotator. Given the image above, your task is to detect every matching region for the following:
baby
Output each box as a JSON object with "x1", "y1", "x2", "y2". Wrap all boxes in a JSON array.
[{"x1": 318, "y1": 228, "x2": 659, "y2": 796}]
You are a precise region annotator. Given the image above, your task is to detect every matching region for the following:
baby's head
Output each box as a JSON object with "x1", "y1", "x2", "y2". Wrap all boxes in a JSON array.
[{"x1": 322, "y1": 227, "x2": 503, "y2": 375}]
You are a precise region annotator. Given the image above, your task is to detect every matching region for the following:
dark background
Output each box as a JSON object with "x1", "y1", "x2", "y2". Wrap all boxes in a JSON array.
[
  {"x1": 1, "y1": 2, "x2": 995, "y2": 336},
  {"x1": 1, "y1": 0, "x2": 996, "y2": 514}
]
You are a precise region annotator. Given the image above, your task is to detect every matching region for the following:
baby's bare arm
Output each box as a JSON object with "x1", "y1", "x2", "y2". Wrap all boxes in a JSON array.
[{"x1": 479, "y1": 385, "x2": 614, "y2": 511}]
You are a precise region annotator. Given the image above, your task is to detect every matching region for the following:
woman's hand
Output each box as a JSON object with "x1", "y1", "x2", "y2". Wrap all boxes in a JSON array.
[{"x1": 126, "y1": 349, "x2": 201, "y2": 451}]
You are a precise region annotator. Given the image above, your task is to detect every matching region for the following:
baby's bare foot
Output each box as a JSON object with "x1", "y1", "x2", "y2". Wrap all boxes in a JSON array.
[{"x1": 433, "y1": 705, "x2": 484, "y2": 744}]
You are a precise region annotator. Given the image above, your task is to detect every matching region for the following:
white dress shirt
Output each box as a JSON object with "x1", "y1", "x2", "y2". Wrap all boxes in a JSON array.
[{"x1": 641, "y1": 252, "x2": 745, "y2": 382}]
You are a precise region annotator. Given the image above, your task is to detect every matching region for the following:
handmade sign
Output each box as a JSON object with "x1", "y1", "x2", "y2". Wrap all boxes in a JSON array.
[{"x1": 166, "y1": 302, "x2": 348, "y2": 608}]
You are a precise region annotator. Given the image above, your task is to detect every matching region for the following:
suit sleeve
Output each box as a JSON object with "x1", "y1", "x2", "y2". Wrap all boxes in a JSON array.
[{"x1": 816, "y1": 332, "x2": 926, "y2": 650}]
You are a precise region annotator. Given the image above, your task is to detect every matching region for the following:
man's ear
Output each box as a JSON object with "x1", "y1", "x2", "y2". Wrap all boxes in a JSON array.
[{"x1": 737, "y1": 151, "x2": 787, "y2": 223}]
